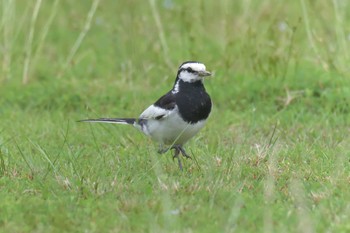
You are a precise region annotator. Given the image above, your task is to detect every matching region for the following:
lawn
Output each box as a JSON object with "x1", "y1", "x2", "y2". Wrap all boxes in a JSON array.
[{"x1": 0, "y1": 1, "x2": 349, "y2": 232}]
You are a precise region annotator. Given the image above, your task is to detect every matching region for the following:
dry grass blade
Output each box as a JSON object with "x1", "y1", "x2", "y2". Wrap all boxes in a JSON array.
[
  {"x1": 31, "y1": 0, "x2": 60, "y2": 71},
  {"x1": 59, "y1": 0, "x2": 100, "y2": 78},
  {"x1": 148, "y1": 0, "x2": 173, "y2": 69},
  {"x1": 290, "y1": 179, "x2": 315, "y2": 233},
  {"x1": 1, "y1": 0, "x2": 15, "y2": 81},
  {"x1": 22, "y1": 0, "x2": 42, "y2": 84}
]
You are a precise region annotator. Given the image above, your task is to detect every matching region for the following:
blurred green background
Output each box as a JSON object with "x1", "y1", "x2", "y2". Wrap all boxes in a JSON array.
[{"x1": 0, "y1": 1, "x2": 349, "y2": 232}]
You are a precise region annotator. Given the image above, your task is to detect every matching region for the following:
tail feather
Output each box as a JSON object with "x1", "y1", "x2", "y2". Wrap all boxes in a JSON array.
[{"x1": 78, "y1": 118, "x2": 136, "y2": 125}]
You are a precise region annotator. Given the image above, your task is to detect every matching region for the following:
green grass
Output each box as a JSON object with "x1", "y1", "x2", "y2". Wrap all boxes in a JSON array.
[{"x1": 1, "y1": 0, "x2": 350, "y2": 232}]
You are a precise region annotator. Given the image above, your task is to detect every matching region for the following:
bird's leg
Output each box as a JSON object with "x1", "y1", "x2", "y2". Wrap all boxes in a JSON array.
[
  {"x1": 157, "y1": 144, "x2": 169, "y2": 154},
  {"x1": 172, "y1": 147, "x2": 183, "y2": 171}
]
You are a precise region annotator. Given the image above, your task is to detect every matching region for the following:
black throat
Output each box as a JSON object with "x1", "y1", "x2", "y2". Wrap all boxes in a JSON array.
[{"x1": 174, "y1": 79, "x2": 212, "y2": 124}]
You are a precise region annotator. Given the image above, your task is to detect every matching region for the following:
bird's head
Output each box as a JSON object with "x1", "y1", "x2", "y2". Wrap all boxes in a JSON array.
[{"x1": 177, "y1": 61, "x2": 211, "y2": 83}]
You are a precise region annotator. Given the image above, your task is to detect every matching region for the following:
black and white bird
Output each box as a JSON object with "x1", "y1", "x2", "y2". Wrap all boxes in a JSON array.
[{"x1": 79, "y1": 61, "x2": 212, "y2": 170}]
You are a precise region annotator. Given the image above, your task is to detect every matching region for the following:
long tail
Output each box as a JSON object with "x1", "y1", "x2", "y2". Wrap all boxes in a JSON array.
[{"x1": 78, "y1": 118, "x2": 136, "y2": 125}]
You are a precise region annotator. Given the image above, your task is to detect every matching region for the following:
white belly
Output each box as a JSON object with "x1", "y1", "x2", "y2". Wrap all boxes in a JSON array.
[{"x1": 141, "y1": 109, "x2": 207, "y2": 145}]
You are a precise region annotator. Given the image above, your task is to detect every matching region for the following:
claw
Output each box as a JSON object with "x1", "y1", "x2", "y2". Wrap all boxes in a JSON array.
[
  {"x1": 172, "y1": 148, "x2": 183, "y2": 171},
  {"x1": 159, "y1": 145, "x2": 190, "y2": 170},
  {"x1": 158, "y1": 148, "x2": 169, "y2": 154},
  {"x1": 178, "y1": 147, "x2": 192, "y2": 159}
]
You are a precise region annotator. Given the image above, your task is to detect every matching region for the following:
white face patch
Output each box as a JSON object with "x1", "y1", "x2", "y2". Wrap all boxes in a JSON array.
[
  {"x1": 178, "y1": 62, "x2": 208, "y2": 83},
  {"x1": 178, "y1": 71, "x2": 200, "y2": 83}
]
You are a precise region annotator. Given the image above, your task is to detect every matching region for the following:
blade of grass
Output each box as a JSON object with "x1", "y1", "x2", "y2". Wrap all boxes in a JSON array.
[
  {"x1": 1, "y1": 0, "x2": 15, "y2": 81},
  {"x1": 300, "y1": 0, "x2": 327, "y2": 70},
  {"x1": 148, "y1": 0, "x2": 173, "y2": 69},
  {"x1": 59, "y1": 0, "x2": 100, "y2": 78},
  {"x1": 332, "y1": 0, "x2": 349, "y2": 73},
  {"x1": 14, "y1": 139, "x2": 34, "y2": 175},
  {"x1": 43, "y1": 120, "x2": 70, "y2": 180},
  {"x1": 31, "y1": 0, "x2": 60, "y2": 71},
  {"x1": 22, "y1": 0, "x2": 42, "y2": 84},
  {"x1": 290, "y1": 178, "x2": 315, "y2": 233},
  {"x1": 28, "y1": 139, "x2": 58, "y2": 176}
]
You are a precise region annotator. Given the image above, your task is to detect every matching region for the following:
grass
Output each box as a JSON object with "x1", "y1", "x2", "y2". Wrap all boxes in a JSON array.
[{"x1": 0, "y1": 0, "x2": 350, "y2": 232}]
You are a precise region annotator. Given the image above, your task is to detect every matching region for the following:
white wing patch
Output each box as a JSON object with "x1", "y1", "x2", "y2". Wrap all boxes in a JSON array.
[{"x1": 139, "y1": 104, "x2": 172, "y2": 120}]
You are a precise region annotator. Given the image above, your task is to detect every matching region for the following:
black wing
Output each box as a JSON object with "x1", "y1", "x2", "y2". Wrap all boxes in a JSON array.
[
  {"x1": 139, "y1": 91, "x2": 176, "y2": 120},
  {"x1": 153, "y1": 91, "x2": 176, "y2": 110}
]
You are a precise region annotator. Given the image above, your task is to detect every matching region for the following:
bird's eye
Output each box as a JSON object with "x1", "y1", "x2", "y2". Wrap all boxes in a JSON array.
[{"x1": 186, "y1": 67, "x2": 197, "y2": 73}]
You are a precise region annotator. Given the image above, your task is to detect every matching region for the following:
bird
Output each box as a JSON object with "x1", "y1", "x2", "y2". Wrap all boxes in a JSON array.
[{"x1": 79, "y1": 61, "x2": 212, "y2": 170}]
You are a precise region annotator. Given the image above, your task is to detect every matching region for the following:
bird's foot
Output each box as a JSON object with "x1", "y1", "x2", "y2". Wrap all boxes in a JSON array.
[
  {"x1": 158, "y1": 145, "x2": 190, "y2": 171},
  {"x1": 171, "y1": 145, "x2": 192, "y2": 160},
  {"x1": 157, "y1": 147, "x2": 169, "y2": 154}
]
